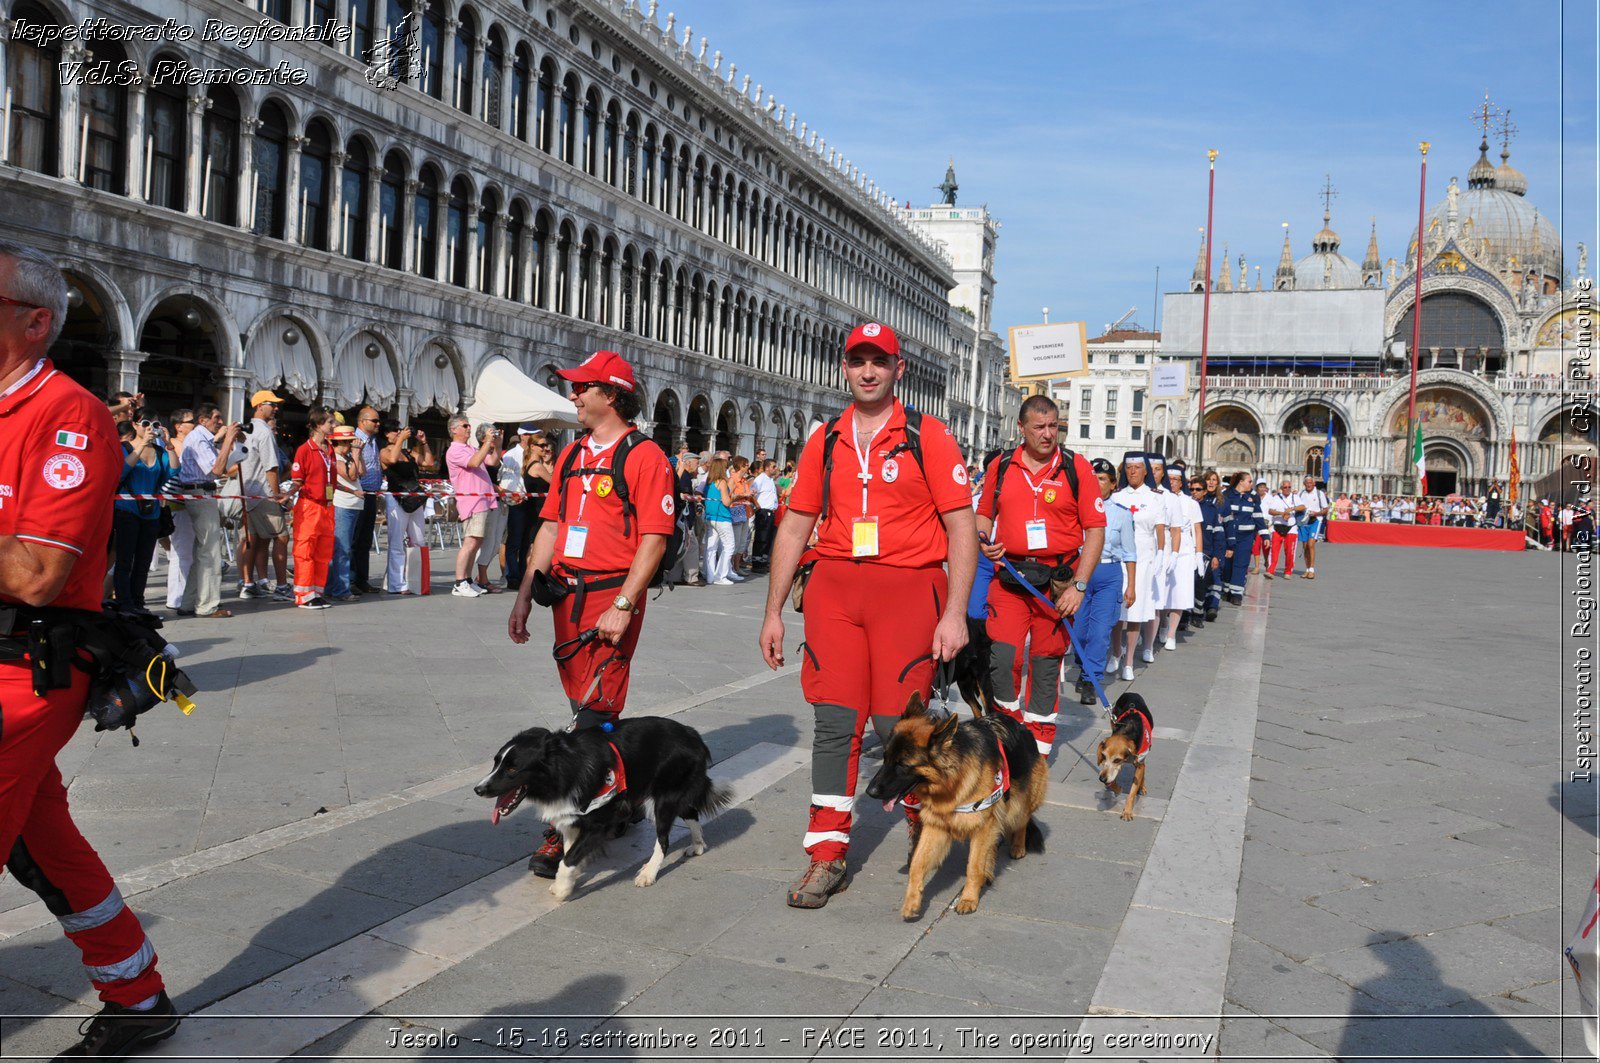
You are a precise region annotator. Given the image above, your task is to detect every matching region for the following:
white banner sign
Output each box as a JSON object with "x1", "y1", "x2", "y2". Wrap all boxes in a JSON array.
[
  {"x1": 1007, "y1": 322, "x2": 1088, "y2": 381},
  {"x1": 1149, "y1": 362, "x2": 1188, "y2": 399}
]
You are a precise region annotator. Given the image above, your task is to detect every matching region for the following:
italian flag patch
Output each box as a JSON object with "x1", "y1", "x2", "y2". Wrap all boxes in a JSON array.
[{"x1": 55, "y1": 430, "x2": 88, "y2": 451}]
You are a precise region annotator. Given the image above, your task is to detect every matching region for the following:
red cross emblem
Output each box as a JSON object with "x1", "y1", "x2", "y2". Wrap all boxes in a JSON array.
[{"x1": 44, "y1": 453, "x2": 86, "y2": 490}]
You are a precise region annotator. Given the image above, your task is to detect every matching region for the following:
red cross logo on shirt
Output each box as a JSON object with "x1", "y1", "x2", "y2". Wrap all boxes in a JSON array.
[{"x1": 43, "y1": 452, "x2": 86, "y2": 490}]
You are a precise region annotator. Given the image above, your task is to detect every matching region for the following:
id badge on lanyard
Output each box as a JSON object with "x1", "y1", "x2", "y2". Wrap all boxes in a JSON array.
[
  {"x1": 1025, "y1": 518, "x2": 1049, "y2": 551},
  {"x1": 852, "y1": 516, "x2": 880, "y2": 558},
  {"x1": 564, "y1": 524, "x2": 589, "y2": 558}
]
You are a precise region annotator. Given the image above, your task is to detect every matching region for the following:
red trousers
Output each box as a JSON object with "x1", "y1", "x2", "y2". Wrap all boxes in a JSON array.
[
  {"x1": 985, "y1": 577, "x2": 1065, "y2": 756},
  {"x1": 0, "y1": 663, "x2": 165, "y2": 1006},
  {"x1": 552, "y1": 578, "x2": 645, "y2": 720},
  {"x1": 292, "y1": 501, "x2": 335, "y2": 605},
  {"x1": 1269, "y1": 529, "x2": 1297, "y2": 576},
  {"x1": 799, "y1": 561, "x2": 945, "y2": 861}
]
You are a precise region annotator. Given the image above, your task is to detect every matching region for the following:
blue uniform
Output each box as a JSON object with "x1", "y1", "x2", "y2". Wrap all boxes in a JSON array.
[
  {"x1": 1198, "y1": 496, "x2": 1226, "y2": 613},
  {"x1": 1080, "y1": 499, "x2": 1133, "y2": 680},
  {"x1": 1221, "y1": 487, "x2": 1260, "y2": 598}
]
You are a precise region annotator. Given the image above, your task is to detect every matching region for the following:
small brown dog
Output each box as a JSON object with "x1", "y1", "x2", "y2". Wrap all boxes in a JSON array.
[
  {"x1": 1097, "y1": 692, "x2": 1153, "y2": 821},
  {"x1": 864, "y1": 692, "x2": 1047, "y2": 920}
]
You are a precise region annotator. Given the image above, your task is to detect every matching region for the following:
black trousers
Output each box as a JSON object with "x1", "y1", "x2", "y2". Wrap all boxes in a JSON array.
[
  {"x1": 752, "y1": 509, "x2": 776, "y2": 560},
  {"x1": 504, "y1": 504, "x2": 541, "y2": 589},
  {"x1": 352, "y1": 493, "x2": 377, "y2": 587}
]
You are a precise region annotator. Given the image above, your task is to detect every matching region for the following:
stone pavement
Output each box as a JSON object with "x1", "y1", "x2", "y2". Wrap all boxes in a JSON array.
[{"x1": 0, "y1": 544, "x2": 1587, "y2": 1061}]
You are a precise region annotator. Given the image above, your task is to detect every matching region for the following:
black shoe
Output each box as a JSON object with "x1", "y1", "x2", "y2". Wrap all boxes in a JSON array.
[
  {"x1": 1078, "y1": 678, "x2": 1097, "y2": 705},
  {"x1": 1205, "y1": 608, "x2": 1220, "y2": 621},
  {"x1": 55, "y1": 991, "x2": 180, "y2": 1058},
  {"x1": 528, "y1": 827, "x2": 563, "y2": 878}
]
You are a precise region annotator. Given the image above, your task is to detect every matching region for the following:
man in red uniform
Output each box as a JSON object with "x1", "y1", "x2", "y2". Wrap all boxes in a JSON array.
[
  {"x1": 290, "y1": 407, "x2": 337, "y2": 609},
  {"x1": 0, "y1": 240, "x2": 178, "y2": 1057},
  {"x1": 759, "y1": 322, "x2": 977, "y2": 909},
  {"x1": 508, "y1": 350, "x2": 674, "y2": 877},
  {"x1": 976, "y1": 395, "x2": 1105, "y2": 757}
]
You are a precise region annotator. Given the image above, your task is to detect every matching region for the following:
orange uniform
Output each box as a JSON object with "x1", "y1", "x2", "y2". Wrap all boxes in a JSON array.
[
  {"x1": 291, "y1": 439, "x2": 335, "y2": 605},
  {"x1": 0, "y1": 361, "x2": 167, "y2": 1007}
]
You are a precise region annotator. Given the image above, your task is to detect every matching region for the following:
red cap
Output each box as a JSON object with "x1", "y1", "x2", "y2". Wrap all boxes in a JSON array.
[
  {"x1": 845, "y1": 322, "x2": 900, "y2": 357},
  {"x1": 556, "y1": 350, "x2": 636, "y2": 392}
]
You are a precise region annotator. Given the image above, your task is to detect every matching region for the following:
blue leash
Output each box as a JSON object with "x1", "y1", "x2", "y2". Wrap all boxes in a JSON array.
[{"x1": 983, "y1": 537, "x2": 1110, "y2": 709}]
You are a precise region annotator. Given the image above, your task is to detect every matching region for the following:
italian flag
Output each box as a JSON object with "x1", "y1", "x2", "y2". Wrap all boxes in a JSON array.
[{"x1": 1413, "y1": 424, "x2": 1427, "y2": 496}]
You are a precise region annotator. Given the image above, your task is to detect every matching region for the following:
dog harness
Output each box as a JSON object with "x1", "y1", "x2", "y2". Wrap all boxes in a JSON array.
[
  {"x1": 953, "y1": 738, "x2": 1011, "y2": 814},
  {"x1": 580, "y1": 741, "x2": 629, "y2": 814},
  {"x1": 1114, "y1": 706, "x2": 1153, "y2": 762}
]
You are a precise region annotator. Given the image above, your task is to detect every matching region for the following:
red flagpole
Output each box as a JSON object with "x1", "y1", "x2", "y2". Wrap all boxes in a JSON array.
[
  {"x1": 1196, "y1": 149, "x2": 1217, "y2": 466},
  {"x1": 1407, "y1": 141, "x2": 1429, "y2": 489}
]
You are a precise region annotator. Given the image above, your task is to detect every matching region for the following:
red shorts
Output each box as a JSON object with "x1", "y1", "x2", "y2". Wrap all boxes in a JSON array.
[{"x1": 552, "y1": 579, "x2": 645, "y2": 719}]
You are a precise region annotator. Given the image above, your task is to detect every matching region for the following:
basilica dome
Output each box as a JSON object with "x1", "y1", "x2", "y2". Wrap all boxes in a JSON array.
[
  {"x1": 1292, "y1": 211, "x2": 1363, "y2": 289},
  {"x1": 1413, "y1": 140, "x2": 1561, "y2": 278}
]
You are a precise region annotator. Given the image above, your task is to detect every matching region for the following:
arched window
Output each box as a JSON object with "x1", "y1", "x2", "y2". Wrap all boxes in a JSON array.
[
  {"x1": 476, "y1": 189, "x2": 497, "y2": 294},
  {"x1": 559, "y1": 74, "x2": 578, "y2": 165},
  {"x1": 200, "y1": 87, "x2": 238, "y2": 222},
  {"x1": 483, "y1": 29, "x2": 505, "y2": 128},
  {"x1": 379, "y1": 151, "x2": 405, "y2": 268},
  {"x1": 530, "y1": 211, "x2": 549, "y2": 306},
  {"x1": 350, "y1": 0, "x2": 376, "y2": 61},
  {"x1": 146, "y1": 63, "x2": 187, "y2": 210},
  {"x1": 577, "y1": 229, "x2": 596, "y2": 319},
  {"x1": 415, "y1": 167, "x2": 439, "y2": 278},
  {"x1": 582, "y1": 88, "x2": 599, "y2": 175},
  {"x1": 82, "y1": 41, "x2": 129, "y2": 194},
  {"x1": 341, "y1": 140, "x2": 370, "y2": 259},
  {"x1": 536, "y1": 59, "x2": 556, "y2": 154},
  {"x1": 510, "y1": 45, "x2": 531, "y2": 141},
  {"x1": 452, "y1": 9, "x2": 475, "y2": 113},
  {"x1": 639, "y1": 254, "x2": 656, "y2": 339},
  {"x1": 252, "y1": 102, "x2": 289, "y2": 237},
  {"x1": 6, "y1": 3, "x2": 61, "y2": 177},
  {"x1": 676, "y1": 149, "x2": 690, "y2": 221},
  {"x1": 622, "y1": 114, "x2": 638, "y2": 195},
  {"x1": 311, "y1": 0, "x2": 337, "y2": 34},
  {"x1": 603, "y1": 103, "x2": 620, "y2": 185},
  {"x1": 383, "y1": 0, "x2": 414, "y2": 85},
  {"x1": 257, "y1": 0, "x2": 291, "y2": 20},
  {"x1": 621, "y1": 247, "x2": 636, "y2": 331},
  {"x1": 555, "y1": 223, "x2": 574, "y2": 315},
  {"x1": 658, "y1": 135, "x2": 673, "y2": 211},
  {"x1": 692, "y1": 158, "x2": 705, "y2": 229},
  {"x1": 446, "y1": 176, "x2": 470, "y2": 286},
  {"x1": 420, "y1": 0, "x2": 445, "y2": 100},
  {"x1": 598, "y1": 239, "x2": 614, "y2": 323},
  {"x1": 299, "y1": 121, "x2": 333, "y2": 249},
  {"x1": 505, "y1": 202, "x2": 525, "y2": 301},
  {"x1": 641, "y1": 125, "x2": 657, "y2": 204}
]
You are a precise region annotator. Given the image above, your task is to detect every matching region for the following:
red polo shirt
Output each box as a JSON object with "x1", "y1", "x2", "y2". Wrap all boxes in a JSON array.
[
  {"x1": 292, "y1": 440, "x2": 335, "y2": 506},
  {"x1": 977, "y1": 446, "x2": 1105, "y2": 561},
  {"x1": 788, "y1": 400, "x2": 970, "y2": 568},
  {"x1": 0, "y1": 361, "x2": 121, "y2": 612},
  {"x1": 541, "y1": 430, "x2": 676, "y2": 576}
]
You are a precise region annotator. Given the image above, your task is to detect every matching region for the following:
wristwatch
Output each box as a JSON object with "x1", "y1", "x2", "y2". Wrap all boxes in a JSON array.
[
  {"x1": 1072, "y1": 580, "x2": 1088, "y2": 593},
  {"x1": 612, "y1": 594, "x2": 635, "y2": 613}
]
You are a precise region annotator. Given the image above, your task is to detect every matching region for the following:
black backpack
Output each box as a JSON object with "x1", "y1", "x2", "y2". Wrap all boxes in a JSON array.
[
  {"x1": 556, "y1": 429, "x2": 682, "y2": 588},
  {"x1": 985, "y1": 445, "x2": 1081, "y2": 516},
  {"x1": 816, "y1": 408, "x2": 926, "y2": 520}
]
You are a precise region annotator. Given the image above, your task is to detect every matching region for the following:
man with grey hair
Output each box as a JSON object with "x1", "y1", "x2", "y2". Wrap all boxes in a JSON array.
[
  {"x1": 0, "y1": 240, "x2": 180, "y2": 1054},
  {"x1": 473, "y1": 422, "x2": 510, "y2": 590},
  {"x1": 445, "y1": 413, "x2": 499, "y2": 596}
]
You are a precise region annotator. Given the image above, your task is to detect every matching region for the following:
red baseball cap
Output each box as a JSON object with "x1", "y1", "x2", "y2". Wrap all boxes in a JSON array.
[
  {"x1": 845, "y1": 322, "x2": 900, "y2": 358},
  {"x1": 557, "y1": 350, "x2": 636, "y2": 392}
]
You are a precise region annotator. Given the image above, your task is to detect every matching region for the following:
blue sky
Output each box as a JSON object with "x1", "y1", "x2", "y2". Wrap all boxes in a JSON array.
[{"x1": 668, "y1": 0, "x2": 1598, "y2": 337}]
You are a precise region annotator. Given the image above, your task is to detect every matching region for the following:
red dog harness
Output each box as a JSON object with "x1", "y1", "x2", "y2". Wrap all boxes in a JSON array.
[
  {"x1": 1114, "y1": 706, "x2": 1153, "y2": 762},
  {"x1": 580, "y1": 741, "x2": 629, "y2": 813},
  {"x1": 954, "y1": 740, "x2": 1011, "y2": 814}
]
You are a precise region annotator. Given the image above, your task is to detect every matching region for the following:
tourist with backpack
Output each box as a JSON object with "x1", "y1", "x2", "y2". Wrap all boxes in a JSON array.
[
  {"x1": 507, "y1": 350, "x2": 677, "y2": 878},
  {"x1": 757, "y1": 322, "x2": 977, "y2": 910}
]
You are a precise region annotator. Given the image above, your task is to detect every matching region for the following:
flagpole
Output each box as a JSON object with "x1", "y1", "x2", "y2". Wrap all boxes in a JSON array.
[
  {"x1": 1407, "y1": 141, "x2": 1429, "y2": 493},
  {"x1": 1196, "y1": 149, "x2": 1217, "y2": 468}
]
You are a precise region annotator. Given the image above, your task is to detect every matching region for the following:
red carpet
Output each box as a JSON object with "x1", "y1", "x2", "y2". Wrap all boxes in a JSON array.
[{"x1": 1326, "y1": 521, "x2": 1526, "y2": 551}]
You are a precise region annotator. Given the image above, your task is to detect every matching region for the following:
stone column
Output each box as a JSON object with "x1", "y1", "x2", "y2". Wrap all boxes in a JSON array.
[
  {"x1": 462, "y1": 198, "x2": 480, "y2": 291},
  {"x1": 327, "y1": 149, "x2": 348, "y2": 254},
  {"x1": 628, "y1": 258, "x2": 642, "y2": 333},
  {"x1": 468, "y1": 35, "x2": 485, "y2": 119},
  {"x1": 542, "y1": 234, "x2": 559, "y2": 312},
  {"x1": 563, "y1": 240, "x2": 579, "y2": 316},
  {"x1": 126, "y1": 84, "x2": 147, "y2": 202},
  {"x1": 237, "y1": 115, "x2": 259, "y2": 230},
  {"x1": 401, "y1": 177, "x2": 419, "y2": 272},
  {"x1": 185, "y1": 92, "x2": 210, "y2": 216},
  {"x1": 490, "y1": 212, "x2": 510, "y2": 298},
  {"x1": 284, "y1": 134, "x2": 305, "y2": 244},
  {"x1": 395, "y1": 386, "x2": 415, "y2": 428},
  {"x1": 109, "y1": 350, "x2": 146, "y2": 395},
  {"x1": 607, "y1": 255, "x2": 622, "y2": 329},
  {"x1": 586, "y1": 248, "x2": 601, "y2": 322},
  {"x1": 59, "y1": 43, "x2": 85, "y2": 182},
  {"x1": 440, "y1": 18, "x2": 459, "y2": 104},
  {"x1": 364, "y1": 162, "x2": 383, "y2": 264},
  {"x1": 517, "y1": 226, "x2": 535, "y2": 304}
]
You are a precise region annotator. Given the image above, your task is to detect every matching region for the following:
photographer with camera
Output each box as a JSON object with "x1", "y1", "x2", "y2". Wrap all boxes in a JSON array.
[
  {"x1": 0, "y1": 240, "x2": 181, "y2": 1057},
  {"x1": 174, "y1": 405, "x2": 243, "y2": 619},
  {"x1": 112, "y1": 415, "x2": 174, "y2": 612},
  {"x1": 445, "y1": 414, "x2": 501, "y2": 597},
  {"x1": 380, "y1": 425, "x2": 437, "y2": 593},
  {"x1": 237, "y1": 390, "x2": 293, "y2": 602}
]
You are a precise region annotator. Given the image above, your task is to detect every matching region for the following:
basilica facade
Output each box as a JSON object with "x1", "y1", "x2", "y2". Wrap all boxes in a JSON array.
[
  {"x1": 1157, "y1": 126, "x2": 1593, "y2": 497},
  {"x1": 3, "y1": 0, "x2": 1009, "y2": 457}
]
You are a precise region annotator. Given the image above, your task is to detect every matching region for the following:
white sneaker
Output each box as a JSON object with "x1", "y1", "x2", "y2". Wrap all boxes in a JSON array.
[
  {"x1": 238, "y1": 583, "x2": 254, "y2": 601},
  {"x1": 1121, "y1": 665, "x2": 1135, "y2": 682},
  {"x1": 711, "y1": 578, "x2": 735, "y2": 586},
  {"x1": 452, "y1": 580, "x2": 485, "y2": 597},
  {"x1": 1164, "y1": 637, "x2": 1176, "y2": 651},
  {"x1": 728, "y1": 573, "x2": 746, "y2": 582},
  {"x1": 1141, "y1": 646, "x2": 1155, "y2": 663},
  {"x1": 1104, "y1": 659, "x2": 1118, "y2": 676}
]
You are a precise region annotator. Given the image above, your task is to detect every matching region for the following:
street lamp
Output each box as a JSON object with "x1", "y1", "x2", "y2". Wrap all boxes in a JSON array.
[{"x1": 1041, "y1": 306, "x2": 1050, "y2": 324}]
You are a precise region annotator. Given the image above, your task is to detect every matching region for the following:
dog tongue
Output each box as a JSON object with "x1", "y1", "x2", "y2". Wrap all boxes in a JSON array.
[
  {"x1": 491, "y1": 790, "x2": 517, "y2": 825},
  {"x1": 883, "y1": 799, "x2": 897, "y2": 813}
]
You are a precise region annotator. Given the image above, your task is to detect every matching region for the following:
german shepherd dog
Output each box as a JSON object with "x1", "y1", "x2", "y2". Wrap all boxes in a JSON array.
[
  {"x1": 864, "y1": 692, "x2": 1047, "y2": 920},
  {"x1": 947, "y1": 615, "x2": 994, "y2": 716},
  {"x1": 474, "y1": 717, "x2": 731, "y2": 902}
]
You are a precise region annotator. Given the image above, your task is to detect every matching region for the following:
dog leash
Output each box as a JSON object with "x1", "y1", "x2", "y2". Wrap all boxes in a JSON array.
[{"x1": 981, "y1": 535, "x2": 1109, "y2": 709}]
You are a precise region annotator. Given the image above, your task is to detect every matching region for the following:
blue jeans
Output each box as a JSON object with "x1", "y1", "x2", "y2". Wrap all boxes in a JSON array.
[
  {"x1": 328, "y1": 506, "x2": 361, "y2": 597},
  {"x1": 1078, "y1": 561, "x2": 1124, "y2": 679}
]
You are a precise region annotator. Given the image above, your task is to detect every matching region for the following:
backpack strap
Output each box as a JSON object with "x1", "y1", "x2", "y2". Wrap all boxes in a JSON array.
[
  {"x1": 817, "y1": 415, "x2": 844, "y2": 520},
  {"x1": 607, "y1": 429, "x2": 643, "y2": 537},
  {"x1": 988, "y1": 446, "x2": 1081, "y2": 522},
  {"x1": 555, "y1": 436, "x2": 586, "y2": 524}
]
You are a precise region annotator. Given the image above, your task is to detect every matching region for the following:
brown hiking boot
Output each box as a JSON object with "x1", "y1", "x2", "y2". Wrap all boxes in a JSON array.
[{"x1": 786, "y1": 859, "x2": 849, "y2": 908}]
